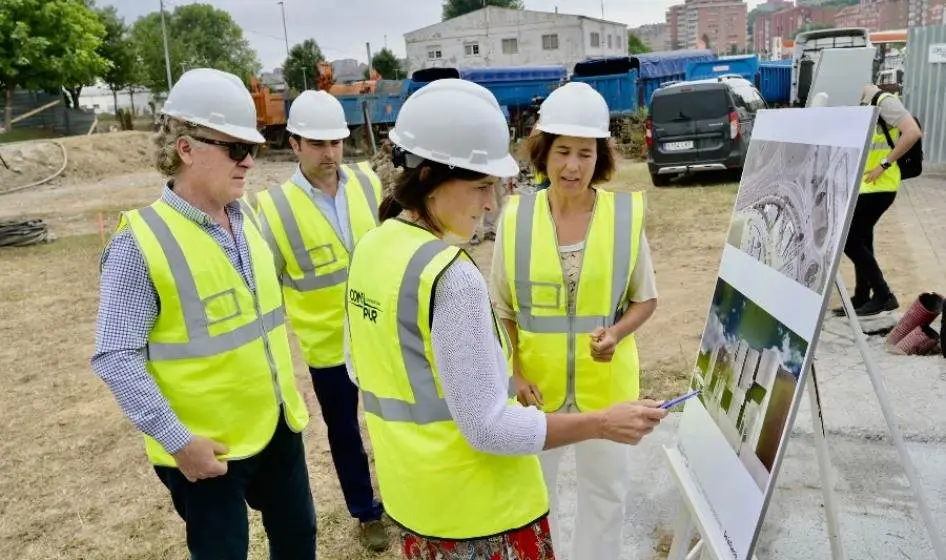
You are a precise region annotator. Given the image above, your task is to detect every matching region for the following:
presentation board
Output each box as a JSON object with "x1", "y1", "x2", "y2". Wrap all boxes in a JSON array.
[{"x1": 671, "y1": 105, "x2": 879, "y2": 560}]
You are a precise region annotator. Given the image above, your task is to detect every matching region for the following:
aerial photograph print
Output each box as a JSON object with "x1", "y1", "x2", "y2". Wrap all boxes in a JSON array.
[{"x1": 726, "y1": 139, "x2": 864, "y2": 296}]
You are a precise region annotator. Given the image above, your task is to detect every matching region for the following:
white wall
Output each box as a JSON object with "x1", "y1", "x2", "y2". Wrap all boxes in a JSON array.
[
  {"x1": 404, "y1": 7, "x2": 627, "y2": 72},
  {"x1": 580, "y1": 18, "x2": 628, "y2": 59}
]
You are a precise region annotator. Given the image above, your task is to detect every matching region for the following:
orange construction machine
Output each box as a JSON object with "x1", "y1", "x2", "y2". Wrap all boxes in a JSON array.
[{"x1": 247, "y1": 61, "x2": 386, "y2": 148}]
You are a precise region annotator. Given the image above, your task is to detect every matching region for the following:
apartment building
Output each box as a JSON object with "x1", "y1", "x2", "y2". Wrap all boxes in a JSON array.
[
  {"x1": 909, "y1": 0, "x2": 946, "y2": 26},
  {"x1": 666, "y1": 0, "x2": 748, "y2": 54},
  {"x1": 631, "y1": 23, "x2": 670, "y2": 51},
  {"x1": 835, "y1": 0, "x2": 909, "y2": 30},
  {"x1": 753, "y1": 5, "x2": 841, "y2": 53},
  {"x1": 667, "y1": 4, "x2": 687, "y2": 50}
]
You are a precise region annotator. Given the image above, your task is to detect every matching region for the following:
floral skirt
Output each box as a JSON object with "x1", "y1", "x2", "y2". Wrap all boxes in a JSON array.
[{"x1": 400, "y1": 517, "x2": 556, "y2": 560}]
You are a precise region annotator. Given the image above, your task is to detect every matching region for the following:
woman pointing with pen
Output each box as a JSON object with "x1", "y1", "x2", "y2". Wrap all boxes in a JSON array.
[{"x1": 343, "y1": 78, "x2": 667, "y2": 559}]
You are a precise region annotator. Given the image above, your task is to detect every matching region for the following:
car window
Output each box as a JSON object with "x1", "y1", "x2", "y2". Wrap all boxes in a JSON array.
[
  {"x1": 747, "y1": 88, "x2": 767, "y2": 111},
  {"x1": 652, "y1": 89, "x2": 730, "y2": 122},
  {"x1": 731, "y1": 86, "x2": 766, "y2": 113}
]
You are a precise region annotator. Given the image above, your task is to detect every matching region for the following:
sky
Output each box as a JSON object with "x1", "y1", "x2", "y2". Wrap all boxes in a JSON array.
[{"x1": 103, "y1": 0, "x2": 763, "y2": 72}]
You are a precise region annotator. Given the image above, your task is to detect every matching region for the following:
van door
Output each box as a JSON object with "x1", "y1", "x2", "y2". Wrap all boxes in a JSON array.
[{"x1": 651, "y1": 87, "x2": 731, "y2": 166}]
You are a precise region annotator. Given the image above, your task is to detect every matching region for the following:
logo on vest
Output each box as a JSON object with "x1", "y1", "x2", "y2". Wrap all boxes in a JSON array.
[{"x1": 349, "y1": 289, "x2": 381, "y2": 323}]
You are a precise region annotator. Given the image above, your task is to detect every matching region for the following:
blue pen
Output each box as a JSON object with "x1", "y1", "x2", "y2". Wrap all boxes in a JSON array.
[{"x1": 660, "y1": 389, "x2": 701, "y2": 409}]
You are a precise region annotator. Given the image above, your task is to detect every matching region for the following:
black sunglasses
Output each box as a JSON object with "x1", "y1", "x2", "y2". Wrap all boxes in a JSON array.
[{"x1": 192, "y1": 136, "x2": 260, "y2": 162}]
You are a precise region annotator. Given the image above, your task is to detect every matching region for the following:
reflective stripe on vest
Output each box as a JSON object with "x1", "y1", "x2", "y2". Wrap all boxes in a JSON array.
[
  {"x1": 137, "y1": 206, "x2": 286, "y2": 361},
  {"x1": 861, "y1": 93, "x2": 902, "y2": 194},
  {"x1": 513, "y1": 192, "x2": 634, "y2": 334},
  {"x1": 359, "y1": 238, "x2": 515, "y2": 425},
  {"x1": 124, "y1": 200, "x2": 309, "y2": 468},
  {"x1": 360, "y1": 239, "x2": 453, "y2": 424},
  {"x1": 239, "y1": 198, "x2": 260, "y2": 230},
  {"x1": 505, "y1": 189, "x2": 644, "y2": 412},
  {"x1": 347, "y1": 162, "x2": 381, "y2": 219},
  {"x1": 346, "y1": 219, "x2": 548, "y2": 539},
  {"x1": 266, "y1": 164, "x2": 380, "y2": 292}
]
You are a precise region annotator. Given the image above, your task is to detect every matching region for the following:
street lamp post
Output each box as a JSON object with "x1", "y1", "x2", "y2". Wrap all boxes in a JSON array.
[
  {"x1": 278, "y1": 0, "x2": 290, "y2": 55},
  {"x1": 278, "y1": 1, "x2": 307, "y2": 90},
  {"x1": 159, "y1": 0, "x2": 173, "y2": 91}
]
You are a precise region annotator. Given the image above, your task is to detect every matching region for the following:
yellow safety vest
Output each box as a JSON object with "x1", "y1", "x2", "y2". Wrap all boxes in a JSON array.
[
  {"x1": 500, "y1": 189, "x2": 645, "y2": 412},
  {"x1": 255, "y1": 161, "x2": 382, "y2": 368},
  {"x1": 861, "y1": 93, "x2": 902, "y2": 195},
  {"x1": 121, "y1": 199, "x2": 310, "y2": 467},
  {"x1": 346, "y1": 218, "x2": 548, "y2": 540}
]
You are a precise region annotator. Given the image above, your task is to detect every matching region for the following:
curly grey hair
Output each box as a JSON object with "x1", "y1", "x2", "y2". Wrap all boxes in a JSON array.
[{"x1": 153, "y1": 117, "x2": 202, "y2": 176}]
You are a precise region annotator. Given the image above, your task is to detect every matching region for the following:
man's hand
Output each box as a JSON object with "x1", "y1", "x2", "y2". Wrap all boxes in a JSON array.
[
  {"x1": 597, "y1": 400, "x2": 668, "y2": 445},
  {"x1": 590, "y1": 327, "x2": 618, "y2": 363},
  {"x1": 172, "y1": 436, "x2": 229, "y2": 482},
  {"x1": 513, "y1": 373, "x2": 544, "y2": 407},
  {"x1": 864, "y1": 165, "x2": 886, "y2": 184}
]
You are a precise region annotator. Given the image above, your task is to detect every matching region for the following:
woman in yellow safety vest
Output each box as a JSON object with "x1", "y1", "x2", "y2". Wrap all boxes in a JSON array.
[
  {"x1": 490, "y1": 82, "x2": 659, "y2": 560},
  {"x1": 344, "y1": 78, "x2": 668, "y2": 560}
]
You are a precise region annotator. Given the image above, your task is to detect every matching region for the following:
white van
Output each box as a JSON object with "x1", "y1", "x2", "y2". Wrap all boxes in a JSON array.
[{"x1": 791, "y1": 27, "x2": 872, "y2": 106}]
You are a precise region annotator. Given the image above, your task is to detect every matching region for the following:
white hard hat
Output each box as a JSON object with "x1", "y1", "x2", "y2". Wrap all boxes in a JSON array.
[
  {"x1": 161, "y1": 68, "x2": 264, "y2": 144},
  {"x1": 389, "y1": 78, "x2": 518, "y2": 177},
  {"x1": 536, "y1": 81, "x2": 611, "y2": 138},
  {"x1": 287, "y1": 90, "x2": 351, "y2": 140}
]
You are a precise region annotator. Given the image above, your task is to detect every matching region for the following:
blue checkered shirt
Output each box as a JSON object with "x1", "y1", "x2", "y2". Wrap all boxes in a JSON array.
[{"x1": 90, "y1": 185, "x2": 254, "y2": 455}]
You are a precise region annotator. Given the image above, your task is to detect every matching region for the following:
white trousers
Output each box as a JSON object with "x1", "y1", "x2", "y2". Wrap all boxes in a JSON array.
[{"x1": 540, "y1": 439, "x2": 631, "y2": 560}]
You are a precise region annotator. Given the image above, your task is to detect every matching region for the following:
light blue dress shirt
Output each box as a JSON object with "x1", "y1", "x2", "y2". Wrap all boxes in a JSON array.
[{"x1": 290, "y1": 164, "x2": 353, "y2": 251}]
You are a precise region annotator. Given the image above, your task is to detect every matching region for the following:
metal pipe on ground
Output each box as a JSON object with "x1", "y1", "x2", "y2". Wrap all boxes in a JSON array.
[{"x1": 0, "y1": 140, "x2": 69, "y2": 196}]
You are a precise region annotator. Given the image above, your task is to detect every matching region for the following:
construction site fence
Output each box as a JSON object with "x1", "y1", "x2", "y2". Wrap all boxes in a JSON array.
[
  {"x1": 904, "y1": 24, "x2": 946, "y2": 165},
  {"x1": 1, "y1": 90, "x2": 97, "y2": 136}
]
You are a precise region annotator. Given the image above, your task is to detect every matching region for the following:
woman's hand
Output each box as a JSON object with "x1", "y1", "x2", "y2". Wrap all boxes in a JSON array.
[
  {"x1": 513, "y1": 374, "x2": 543, "y2": 407},
  {"x1": 597, "y1": 400, "x2": 668, "y2": 444},
  {"x1": 590, "y1": 327, "x2": 618, "y2": 362}
]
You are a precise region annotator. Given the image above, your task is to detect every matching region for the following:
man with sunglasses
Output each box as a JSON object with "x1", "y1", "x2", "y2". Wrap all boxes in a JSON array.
[
  {"x1": 91, "y1": 68, "x2": 316, "y2": 559},
  {"x1": 254, "y1": 90, "x2": 388, "y2": 552}
]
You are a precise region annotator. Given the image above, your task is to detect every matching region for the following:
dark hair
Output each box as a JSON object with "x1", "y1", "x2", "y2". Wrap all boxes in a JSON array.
[
  {"x1": 517, "y1": 131, "x2": 616, "y2": 185},
  {"x1": 378, "y1": 159, "x2": 488, "y2": 233}
]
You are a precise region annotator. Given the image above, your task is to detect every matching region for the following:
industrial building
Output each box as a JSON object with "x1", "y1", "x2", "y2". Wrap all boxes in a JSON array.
[{"x1": 403, "y1": 6, "x2": 628, "y2": 72}]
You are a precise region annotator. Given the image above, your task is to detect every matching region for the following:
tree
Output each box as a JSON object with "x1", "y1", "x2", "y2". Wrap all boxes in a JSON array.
[
  {"x1": 370, "y1": 48, "x2": 403, "y2": 80},
  {"x1": 0, "y1": 0, "x2": 108, "y2": 129},
  {"x1": 283, "y1": 39, "x2": 324, "y2": 92},
  {"x1": 442, "y1": 0, "x2": 523, "y2": 21},
  {"x1": 627, "y1": 32, "x2": 650, "y2": 55},
  {"x1": 95, "y1": 6, "x2": 139, "y2": 117},
  {"x1": 60, "y1": 0, "x2": 112, "y2": 109},
  {"x1": 131, "y1": 3, "x2": 261, "y2": 93}
]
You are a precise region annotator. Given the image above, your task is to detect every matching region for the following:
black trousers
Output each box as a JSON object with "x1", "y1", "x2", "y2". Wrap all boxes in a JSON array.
[
  {"x1": 843, "y1": 191, "x2": 897, "y2": 301},
  {"x1": 309, "y1": 364, "x2": 383, "y2": 522},
  {"x1": 155, "y1": 417, "x2": 317, "y2": 560}
]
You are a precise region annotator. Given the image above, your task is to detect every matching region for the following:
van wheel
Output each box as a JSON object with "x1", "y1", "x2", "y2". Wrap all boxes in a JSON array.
[{"x1": 650, "y1": 172, "x2": 671, "y2": 187}]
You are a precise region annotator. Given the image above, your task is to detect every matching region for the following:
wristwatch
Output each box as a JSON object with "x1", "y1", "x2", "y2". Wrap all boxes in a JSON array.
[{"x1": 880, "y1": 158, "x2": 892, "y2": 170}]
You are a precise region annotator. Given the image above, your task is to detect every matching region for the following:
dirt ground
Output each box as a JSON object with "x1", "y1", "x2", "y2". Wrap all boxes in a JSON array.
[{"x1": 0, "y1": 131, "x2": 934, "y2": 559}]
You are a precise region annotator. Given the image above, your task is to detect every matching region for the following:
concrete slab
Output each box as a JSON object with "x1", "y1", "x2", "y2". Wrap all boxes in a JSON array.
[{"x1": 550, "y1": 318, "x2": 946, "y2": 559}]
